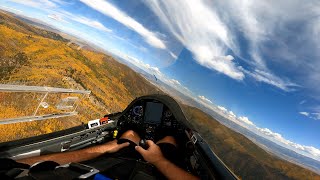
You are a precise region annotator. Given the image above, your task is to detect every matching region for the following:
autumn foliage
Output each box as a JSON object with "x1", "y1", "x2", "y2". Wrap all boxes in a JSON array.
[{"x1": 0, "y1": 11, "x2": 158, "y2": 142}]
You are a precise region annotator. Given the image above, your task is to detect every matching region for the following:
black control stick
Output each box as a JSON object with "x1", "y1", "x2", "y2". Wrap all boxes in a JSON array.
[{"x1": 139, "y1": 139, "x2": 149, "y2": 150}]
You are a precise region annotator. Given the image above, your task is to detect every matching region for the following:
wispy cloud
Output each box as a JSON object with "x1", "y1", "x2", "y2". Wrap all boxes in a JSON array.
[
  {"x1": 299, "y1": 111, "x2": 320, "y2": 120},
  {"x1": 47, "y1": 11, "x2": 112, "y2": 33},
  {"x1": 300, "y1": 100, "x2": 307, "y2": 105},
  {"x1": 68, "y1": 15, "x2": 111, "y2": 32},
  {"x1": 0, "y1": 5, "x2": 23, "y2": 14},
  {"x1": 80, "y1": 0, "x2": 166, "y2": 49},
  {"x1": 198, "y1": 95, "x2": 213, "y2": 104},
  {"x1": 299, "y1": 112, "x2": 310, "y2": 117},
  {"x1": 169, "y1": 52, "x2": 177, "y2": 59},
  {"x1": 239, "y1": 67, "x2": 299, "y2": 91},
  {"x1": 144, "y1": 0, "x2": 244, "y2": 80},
  {"x1": 9, "y1": 0, "x2": 58, "y2": 9},
  {"x1": 109, "y1": 50, "x2": 192, "y2": 97},
  {"x1": 144, "y1": 0, "x2": 320, "y2": 93}
]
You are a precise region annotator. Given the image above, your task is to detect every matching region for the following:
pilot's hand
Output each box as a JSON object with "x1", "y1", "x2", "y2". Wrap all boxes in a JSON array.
[
  {"x1": 101, "y1": 140, "x2": 130, "y2": 153},
  {"x1": 135, "y1": 140, "x2": 165, "y2": 165}
]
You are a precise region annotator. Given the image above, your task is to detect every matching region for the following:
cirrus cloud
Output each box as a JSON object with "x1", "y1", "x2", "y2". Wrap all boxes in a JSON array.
[{"x1": 80, "y1": 0, "x2": 166, "y2": 49}]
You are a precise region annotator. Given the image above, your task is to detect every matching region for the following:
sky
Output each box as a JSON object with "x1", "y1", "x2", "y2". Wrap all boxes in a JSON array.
[{"x1": 1, "y1": 0, "x2": 320, "y2": 161}]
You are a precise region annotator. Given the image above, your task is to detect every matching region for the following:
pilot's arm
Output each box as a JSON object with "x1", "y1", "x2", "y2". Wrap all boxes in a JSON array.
[
  {"x1": 135, "y1": 140, "x2": 199, "y2": 180},
  {"x1": 17, "y1": 140, "x2": 129, "y2": 165}
]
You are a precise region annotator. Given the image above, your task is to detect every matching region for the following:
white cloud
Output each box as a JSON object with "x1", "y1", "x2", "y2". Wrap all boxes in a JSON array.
[
  {"x1": 299, "y1": 111, "x2": 320, "y2": 120},
  {"x1": 0, "y1": 5, "x2": 23, "y2": 14},
  {"x1": 80, "y1": 0, "x2": 166, "y2": 49},
  {"x1": 169, "y1": 79, "x2": 181, "y2": 86},
  {"x1": 144, "y1": 0, "x2": 320, "y2": 92},
  {"x1": 144, "y1": 0, "x2": 244, "y2": 80},
  {"x1": 299, "y1": 100, "x2": 307, "y2": 105},
  {"x1": 68, "y1": 15, "x2": 112, "y2": 32},
  {"x1": 257, "y1": 127, "x2": 320, "y2": 161},
  {"x1": 217, "y1": 106, "x2": 227, "y2": 112},
  {"x1": 109, "y1": 50, "x2": 193, "y2": 97},
  {"x1": 214, "y1": 104, "x2": 320, "y2": 161},
  {"x1": 48, "y1": 14, "x2": 66, "y2": 22},
  {"x1": 311, "y1": 113, "x2": 320, "y2": 120},
  {"x1": 48, "y1": 11, "x2": 112, "y2": 33},
  {"x1": 169, "y1": 51, "x2": 177, "y2": 59},
  {"x1": 299, "y1": 112, "x2": 310, "y2": 117},
  {"x1": 9, "y1": 0, "x2": 57, "y2": 9},
  {"x1": 198, "y1": 95, "x2": 213, "y2": 104},
  {"x1": 239, "y1": 67, "x2": 298, "y2": 91},
  {"x1": 228, "y1": 111, "x2": 236, "y2": 118},
  {"x1": 238, "y1": 116, "x2": 254, "y2": 126}
]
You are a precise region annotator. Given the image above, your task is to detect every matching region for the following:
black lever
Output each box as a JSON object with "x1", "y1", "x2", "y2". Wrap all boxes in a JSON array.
[{"x1": 139, "y1": 139, "x2": 149, "y2": 150}]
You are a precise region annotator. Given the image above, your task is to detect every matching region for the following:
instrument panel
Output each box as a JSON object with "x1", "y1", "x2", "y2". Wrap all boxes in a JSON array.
[{"x1": 117, "y1": 100, "x2": 184, "y2": 141}]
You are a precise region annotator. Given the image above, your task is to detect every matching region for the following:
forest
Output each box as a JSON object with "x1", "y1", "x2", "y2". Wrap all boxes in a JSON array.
[{"x1": 0, "y1": 11, "x2": 158, "y2": 142}]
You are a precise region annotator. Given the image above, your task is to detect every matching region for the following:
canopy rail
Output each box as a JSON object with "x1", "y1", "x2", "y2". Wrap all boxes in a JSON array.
[
  {"x1": 0, "y1": 84, "x2": 91, "y2": 94},
  {"x1": 0, "y1": 84, "x2": 91, "y2": 125}
]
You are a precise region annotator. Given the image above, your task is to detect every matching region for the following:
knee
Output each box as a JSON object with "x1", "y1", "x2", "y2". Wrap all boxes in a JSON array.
[
  {"x1": 157, "y1": 136, "x2": 177, "y2": 146},
  {"x1": 122, "y1": 130, "x2": 137, "y2": 136}
]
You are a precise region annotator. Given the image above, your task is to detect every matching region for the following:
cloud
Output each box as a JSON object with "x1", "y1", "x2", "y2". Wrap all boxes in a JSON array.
[
  {"x1": 238, "y1": 116, "x2": 254, "y2": 126},
  {"x1": 311, "y1": 113, "x2": 320, "y2": 120},
  {"x1": 299, "y1": 112, "x2": 310, "y2": 117},
  {"x1": 48, "y1": 11, "x2": 112, "y2": 33},
  {"x1": 144, "y1": 0, "x2": 320, "y2": 92},
  {"x1": 144, "y1": 0, "x2": 244, "y2": 80},
  {"x1": 80, "y1": 0, "x2": 166, "y2": 49},
  {"x1": 169, "y1": 79, "x2": 181, "y2": 86},
  {"x1": 299, "y1": 111, "x2": 320, "y2": 120},
  {"x1": 68, "y1": 15, "x2": 112, "y2": 32},
  {"x1": 239, "y1": 67, "x2": 299, "y2": 91},
  {"x1": 228, "y1": 111, "x2": 236, "y2": 118},
  {"x1": 214, "y1": 104, "x2": 320, "y2": 161},
  {"x1": 169, "y1": 51, "x2": 177, "y2": 59},
  {"x1": 109, "y1": 50, "x2": 193, "y2": 97},
  {"x1": 9, "y1": 0, "x2": 57, "y2": 9},
  {"x1": 198, "y1": 95, "x2": 213, "y2": 104},
  {"x1": 299, "y1": 100, "x2": 307, "y2": 105},
  {"x1": 47, "y1": 14, "x2": 66, "y2": 22},
  {"x1": 0, "y1": 5, "x2": 23, "y2": 14},
  {"x1": 257, "y1": 127, "x2": 320, "y2": 161},
  {"x1": 217, "y1": 106, "x2": 227, "y2": 112}
]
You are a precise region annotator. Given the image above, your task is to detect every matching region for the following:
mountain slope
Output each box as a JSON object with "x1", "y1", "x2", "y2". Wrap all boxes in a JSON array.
[
  {"x1": 183, "y1": 105, "x2": 320, "y2": 179},
  {"x1": 0, "y1": 10, "x2": 159, "y2": 142}
]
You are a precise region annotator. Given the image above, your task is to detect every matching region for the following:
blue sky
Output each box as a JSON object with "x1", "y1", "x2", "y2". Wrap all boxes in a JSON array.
[{"x1": 1, "y1": 0, "x2": 320, "y2": 161}]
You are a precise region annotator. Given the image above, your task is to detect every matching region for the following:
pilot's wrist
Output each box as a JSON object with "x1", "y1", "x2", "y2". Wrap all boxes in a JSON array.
[{"x1": 152, "y1": 157, "x2": 169, "y2": 167}]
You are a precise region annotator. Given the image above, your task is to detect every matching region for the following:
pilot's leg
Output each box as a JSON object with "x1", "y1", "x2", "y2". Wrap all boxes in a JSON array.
[
  {"x1": 156, "y1": 136, "x2": 177, "y2": 147},
  {"x1": 118, "y1": 130, "x2": 141, "y2": 145},
  {"x1": 156, "y1": 136, "x2": 184, "y2": 168}
]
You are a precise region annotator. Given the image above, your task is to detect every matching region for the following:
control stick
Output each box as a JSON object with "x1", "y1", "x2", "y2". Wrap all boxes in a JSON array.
[{"x1": 139, "y1": 139, "x2": 149, "y2": 150}]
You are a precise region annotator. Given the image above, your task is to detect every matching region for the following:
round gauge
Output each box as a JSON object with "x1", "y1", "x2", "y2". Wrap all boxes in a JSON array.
[
  {"x1": 164, "y1": 110, "x2": 172, "y2": 118},
  {"x1": 133, "y1": 106, "x2": 143, "y2": 116}
]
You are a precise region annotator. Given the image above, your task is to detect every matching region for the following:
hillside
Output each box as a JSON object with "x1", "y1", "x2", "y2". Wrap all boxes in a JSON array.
[
  {"x1": 0, "y1": 10, "x2": 159, "y2": 142},
  {"x1": 182, "y1": 105, "x2": 320, "y2": 179}
]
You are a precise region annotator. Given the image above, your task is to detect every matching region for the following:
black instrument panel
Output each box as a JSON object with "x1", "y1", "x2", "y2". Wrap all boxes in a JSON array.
[{"x1": 117, "y1": 99, "x2": 184, "y2": 140}]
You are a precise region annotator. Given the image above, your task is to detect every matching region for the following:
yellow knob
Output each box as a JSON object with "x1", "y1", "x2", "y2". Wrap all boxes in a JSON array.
[{"x1": 113, "y1": 130, "x2": 118, "y2": 138}]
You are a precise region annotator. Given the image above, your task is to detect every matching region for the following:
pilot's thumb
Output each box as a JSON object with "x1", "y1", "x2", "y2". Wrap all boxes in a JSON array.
[
  {"x1": 146, "y1": 140, "x2": 155, "y2": 147},
  {"x1": 119, "y1": 142, "x2": 130, "y2": 148},
  {"x1": 135, "y1": 146, "x2": 146, "y2": 155}
]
